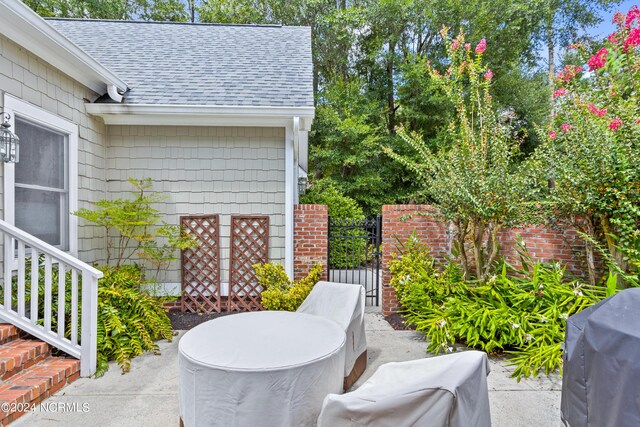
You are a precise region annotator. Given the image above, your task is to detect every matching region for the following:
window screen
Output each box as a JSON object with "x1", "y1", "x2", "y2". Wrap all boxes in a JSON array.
[{"x1": 14, "y1": 118, "x2": 68, "y2": 249}]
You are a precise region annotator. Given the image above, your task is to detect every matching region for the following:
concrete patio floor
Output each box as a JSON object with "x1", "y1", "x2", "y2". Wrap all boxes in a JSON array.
[{"x1": 15, "y1": 307, "x2": 562, "y2": 426}]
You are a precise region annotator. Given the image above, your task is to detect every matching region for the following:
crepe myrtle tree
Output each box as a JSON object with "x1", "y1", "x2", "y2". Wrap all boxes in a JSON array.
[
  {"x1": 537, "y1": 6, "x2": 640, "y2": 285},
  {"x1": 385, "y1": 29, "x2": 536, "y2": 281}
]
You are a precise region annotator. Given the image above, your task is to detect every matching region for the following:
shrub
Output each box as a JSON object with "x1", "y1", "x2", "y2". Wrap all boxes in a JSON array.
[
  {"x1": 389, "y1": 237, "x2": 614, "y2": 380},
  {"x1": 301, "y1": 182, "x2": 368, "y2": 268},
  {"x1": 74, "y1": 178, "x2": 197, "y2": 279},
  {"x1": 255, "y1": 263, "x2": 323, "y2": 311},
  {"x1": 96, "y1": 265, "x2": 173, "y2": 376},
  {"x1": 7, "y1": 260, "x2": 173, "y2": 377},
  {"x1": 538, "y1": 7, "x2": 640, "y2": 285},
  {"x1": 385, "y1": 30, "x2": 536, "y2": 281},
  {"x1": 301, "y1": 181, "x2": 365, "y2": 221}
]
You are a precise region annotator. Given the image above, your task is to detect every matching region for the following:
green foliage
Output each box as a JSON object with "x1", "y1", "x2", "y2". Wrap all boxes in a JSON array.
[
  {"x1": 538, "y1": 9, "x2": 640, "y2": 285},
  {"x1": 308, "y1": 79, "x2": 411, "y2": 214},
  {"x1": 255, "y1": 263, "x2": 323, "y2": 311},
  {"x1": 24, "y1": 0, "x2": 188, "y2": 20},
  {"x1": 74, "y1": 178, "x2": 198, "y2": 278},
  {"x1": 3, "y1": 259, "x2": 172, "y2": 377},
  {"x1": 386, "y1": 30, "x2": 538, "y2": 281},
  {"x1": 96, "y1": 265, "x2": 173, "y2": 376},
  {"x1": 390, "y1": 237, "x2": 613, "y2": 380},
  {"x1": 301, "y1": 182, "x2": 365, "y2": 222},
  {"x1": 301, "y1": 182, "x2": 368, "y2": 268}
]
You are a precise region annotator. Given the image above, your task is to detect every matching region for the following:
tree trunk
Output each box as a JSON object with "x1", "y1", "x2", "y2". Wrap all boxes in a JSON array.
[
  {"x1": 387, "y1": 40, "x2": 396, "y2": 134},
  {"x1": 188, "y1": 0, "x2": 196, "y2": 23},
  {"x1": 601, "y1": 216, "x2": 628, "y2": 287},
  {"x1": 472, "y1": 220, "x2": 485, "y2": 280},
  {"x1": 580, "y1": 216, "x2": 597, "y2": 286},
  {"x1": 547, "y1": 23, "x2": 555, "y2": 102},
  {"x1": 483, "y1": 224, "x2": 502, "y2": 280},
  {"x1": 455, "y1": 219, "x2": 471, "y2": 280},
  {"x1": 312, "y1": 58, "x2": 319, "y2": 97}
]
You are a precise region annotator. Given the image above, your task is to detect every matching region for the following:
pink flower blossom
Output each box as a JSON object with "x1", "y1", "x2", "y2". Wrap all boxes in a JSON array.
[
  {"x1": 484, "y1": 69, "x2": 493, "y2": 80},
  {"x1": 558, "y1": 65, "x2": 583, "y2": 82},
  {"x1": 613, "y1": 12, "x2": 625, "y2": 24},
  {"x1": 552, "y1": 88, "x2": 568, "y2": 99},
  {"x1": 548, "y1": 131, "x2": 557, "y2": 140},
  {"x1": 624, "y1": 28, "x2": 640, "y2": 51},
  {"x1": 561, "y1": 124, "x2": 572, "y2": 132},
  {"x1": 625, "y1": 6, "x2": 640, "y2": 28},
  {"x1": 608, "y1": 33, "x2": 620, "y2": 44},
  {"x1": 588, "y1": 48, "x2": 608, "y2": 71},
  {"x1": 587, "y1": 104, "x2": 607, "y2": 117},
  {"x1": 451, "y1": 41, "x2": 460, "y2": 51},
  {"x1": 637, "y1": 118, "x2": 640, "y2": 124},
  {"x1": 609, "y1": 118, "x2": 623, "y2": 130},
  {"x1": 464, "y1": 43, "x2": 471, "y2": 51},
  {"x1": 475, "y1": 39, "x2": 486, "y2": 54}
]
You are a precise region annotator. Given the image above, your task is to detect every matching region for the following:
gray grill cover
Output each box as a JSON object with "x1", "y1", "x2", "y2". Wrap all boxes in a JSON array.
[{"x1": 561, "y1": 288, "x2": 640, "y2": 427}]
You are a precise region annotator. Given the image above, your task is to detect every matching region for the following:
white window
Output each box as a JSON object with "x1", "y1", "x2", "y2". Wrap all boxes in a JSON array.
[{"x1": 3, "y1": 94, "x2": 78, "y2": 255}]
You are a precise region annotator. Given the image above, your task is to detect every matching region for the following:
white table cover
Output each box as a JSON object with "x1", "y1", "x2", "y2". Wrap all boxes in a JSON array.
[
  {"x1": 179, "y1": 311, "x2": 346, "y2": 427},
  {"x1": 317, "y1": 351, "x2": 492, "y2": 427},
  {"x1": 296, "y1": 281, "x2": 366, "y2": 378}
]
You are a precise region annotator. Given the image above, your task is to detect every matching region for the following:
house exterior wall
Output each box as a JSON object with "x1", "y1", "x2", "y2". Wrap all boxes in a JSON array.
[
  {"x1": 106, "y1": 125, "x2": 286, "y2": 285},
  {"x1": 0, "y1": 34, "x2": 108, "y2": 264}
]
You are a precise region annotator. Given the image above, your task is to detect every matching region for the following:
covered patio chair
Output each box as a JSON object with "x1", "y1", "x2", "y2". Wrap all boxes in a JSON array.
[
  {"x1": 296, "y1": 281, "x2": 367, "y2": 390},
  {"x1": 317, "y1": 351, "x2": 492, "y2": 427}
]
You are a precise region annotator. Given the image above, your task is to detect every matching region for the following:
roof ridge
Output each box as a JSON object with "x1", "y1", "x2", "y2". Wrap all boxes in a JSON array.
[{"x1": 43, "y1": 17, "x2": 304, "y2": 29}]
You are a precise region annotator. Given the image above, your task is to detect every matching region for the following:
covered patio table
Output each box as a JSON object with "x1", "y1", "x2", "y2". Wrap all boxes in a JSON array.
[{"x1": 179, "y1": 311, "x2": 346, "y2": 427}]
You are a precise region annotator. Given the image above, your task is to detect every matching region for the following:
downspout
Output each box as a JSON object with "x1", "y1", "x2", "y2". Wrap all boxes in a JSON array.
[
  {"x1": 107, "y1": 84, "x2": 124, "y2": 103},
  {"x1": 284, "y1": 119, "x2": 297, "y2": 278},
  {"x1": 293, "y1": 117, "x2": 300, "y2": 204}
]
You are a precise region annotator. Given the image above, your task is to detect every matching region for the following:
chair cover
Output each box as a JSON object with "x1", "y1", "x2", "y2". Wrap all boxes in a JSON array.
[
  {"x1": 317, "y1": 351, "x2": 492, "y2": 427},
  {"x1": 297, "y1": 281, "x2": 366, "y2": 378}
]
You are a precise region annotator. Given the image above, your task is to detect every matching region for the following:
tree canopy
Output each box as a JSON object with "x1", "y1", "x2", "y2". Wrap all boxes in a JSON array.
[{"x1": 28, "y1": 0, "x2": 623, "y2": 214}]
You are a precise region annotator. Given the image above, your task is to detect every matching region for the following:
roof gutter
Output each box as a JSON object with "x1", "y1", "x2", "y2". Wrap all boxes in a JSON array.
[
  {"x1": 85, "y1": 103, "x2": 315, "y2": 128},
  {"x1": 0, "y1": 0, "x2": 127, "y2": 99}
]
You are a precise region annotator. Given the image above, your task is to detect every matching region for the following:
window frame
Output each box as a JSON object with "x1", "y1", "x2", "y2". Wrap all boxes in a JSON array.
[{"x1": 3, "y1": 94, "x2": 78, "y2": 258}]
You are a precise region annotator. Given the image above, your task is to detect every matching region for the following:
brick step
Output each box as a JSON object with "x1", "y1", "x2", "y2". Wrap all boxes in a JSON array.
[
  {"x1": 0, "y1": 326, "x2": 19, "y2": 346},
  {"x1": 0, "y1": 357, "x2": 80, "y2": 425},
  {"x1": 0, "y1": 340, "x2": 51, "y2": 380}
]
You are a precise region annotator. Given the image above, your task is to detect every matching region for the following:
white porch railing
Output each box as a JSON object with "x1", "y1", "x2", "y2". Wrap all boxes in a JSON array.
[{"x1": 0, "y1": 219, "x2": 102, "y2": 377}]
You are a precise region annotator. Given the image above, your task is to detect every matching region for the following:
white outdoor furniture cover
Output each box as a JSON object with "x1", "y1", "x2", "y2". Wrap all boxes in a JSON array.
[
  {"x1": 297, "y1": 281, "x2": 366, "y2": 378},
  {"x1": 179, "y1": 311, "x2": 346, "y2": 427},
  {"x1": 317, "y1": 351, "x2": 492, "y2": 427}
]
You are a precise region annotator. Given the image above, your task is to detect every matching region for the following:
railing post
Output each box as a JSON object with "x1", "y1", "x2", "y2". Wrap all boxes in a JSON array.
[{"x1": 80, "y1": 272, "x2": 98, "y2": 377}]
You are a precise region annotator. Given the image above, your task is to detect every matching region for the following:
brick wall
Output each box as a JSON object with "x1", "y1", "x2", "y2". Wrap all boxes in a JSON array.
[
  {"x1": 293, "y1": 204, "x2": 328, "y2": 282},
  {"x1": 381, "y1": 205, "x2": 451, "y2": 315},
  {"x1": 381, "y1": 205, "x2": 591, "y2": 315}
]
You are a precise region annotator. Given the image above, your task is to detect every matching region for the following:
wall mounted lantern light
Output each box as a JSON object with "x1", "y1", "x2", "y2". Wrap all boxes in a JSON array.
[
  {"x1": 0, "y1": 112, "x2": 19, "y2": 163},
  {"x1": 298, "y1": 174, "x2": 308, "y2": 196}
]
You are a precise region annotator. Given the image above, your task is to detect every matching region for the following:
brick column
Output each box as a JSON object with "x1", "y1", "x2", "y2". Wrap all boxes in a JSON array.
[
  {"x1": 294, "y1": 204, "x2": 329, "y2": 282},
  {"x1": 381, "y1": 205, "x2": 450, "y2": 316}
]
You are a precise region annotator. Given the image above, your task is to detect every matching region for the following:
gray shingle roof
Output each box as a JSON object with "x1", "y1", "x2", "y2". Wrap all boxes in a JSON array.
[{"x1": 47, "y1": 19, "x2": 314, "y2": 107}]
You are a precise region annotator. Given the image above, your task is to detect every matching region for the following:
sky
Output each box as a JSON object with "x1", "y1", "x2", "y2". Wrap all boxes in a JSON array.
[
  {"x1": 590, "y1": 0, "x2": 637, "y2": 39},
  {"x1": 539, "y1": 1, "x2": 638, "y2": 67}
]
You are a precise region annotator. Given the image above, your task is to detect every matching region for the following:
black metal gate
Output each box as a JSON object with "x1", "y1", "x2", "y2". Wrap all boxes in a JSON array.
[{"x1": 327, "y1": 216, "x2": 382, "y2": 306}]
